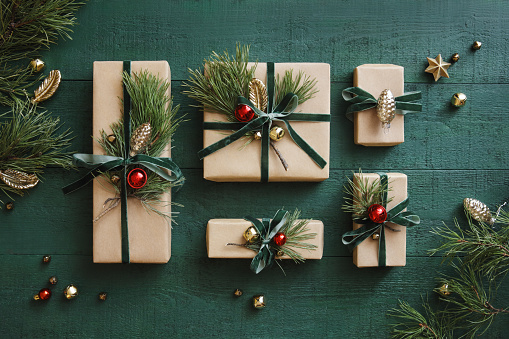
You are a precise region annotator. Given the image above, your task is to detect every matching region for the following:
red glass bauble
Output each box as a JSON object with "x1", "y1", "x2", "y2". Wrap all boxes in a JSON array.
[
  {"x1": 368, "y1": 204, "x2": 387, "y2": 223},
  {"x1": 127, "y1": 168, "x2": 147, "y2": 189},
  {"x1": 273, "y1": 232, "x2": 287, "y2": 246},
  {"x1": 234, "y1": 104, "x2": 255, "y2": 122},
  {"x1": 38, "y1": 288, "x2": 52, "y2": 300}
]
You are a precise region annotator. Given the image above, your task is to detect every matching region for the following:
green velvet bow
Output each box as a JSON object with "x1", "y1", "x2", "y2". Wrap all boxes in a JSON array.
[
  {"x1": 198, "y1": 62, "x2": 330, "y2": 182},
  {"x1": 342, "y1": 87, "x2": 422, "y2": 121},
  {"x1": 62, "y1": 61, "x2": 184, "y2": 263},
  {"x1": 341, "y1": 173, "x2": 420, "y2": 267},
  {"x1": 245, "y1": 209, "x2": 289, "y2": 274}
]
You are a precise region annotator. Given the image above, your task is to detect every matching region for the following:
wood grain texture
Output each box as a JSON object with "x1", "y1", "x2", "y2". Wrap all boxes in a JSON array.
[{"x1": 1, "y1": 0, "x2": 509, "y2": 337}]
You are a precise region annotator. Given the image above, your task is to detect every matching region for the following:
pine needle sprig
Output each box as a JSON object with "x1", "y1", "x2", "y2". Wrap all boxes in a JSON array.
[{"x1": 275, "y1": 69, "x2": 318, "y2": 106}]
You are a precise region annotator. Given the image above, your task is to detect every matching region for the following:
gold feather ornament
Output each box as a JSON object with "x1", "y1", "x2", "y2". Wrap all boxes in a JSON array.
[
  {"x1": 32, "y1": 70, "x2": 61, "y2": 103},
  {"x1": 130, "y1": 122, "x2": 152, "y2": 156},
  {"x1": 0, "y1": 169, "x2": 39, "y2": 190},
  {"x1": 249, "y1": 78, "x2": 268, "y2": 112}
]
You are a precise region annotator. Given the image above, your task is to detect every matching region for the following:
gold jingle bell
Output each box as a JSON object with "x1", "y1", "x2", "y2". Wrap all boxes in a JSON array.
[
  {"x1": 107, "y1": 134, "x2": 116, "y2": 143},
  {"x1": 438, "y1": 283, "x2": 451, "y2": 296},
  {"x1": 269, "y1": 126, "x2": 285, "y2": 141},
  {"x1": 110, "y1": 175, "x2": 121, "y2": 185},
  {"x1": 98, "y1": 292, "x2": 108, "y2": 301},
  {"x1": 451, "y1": 53, "x2": 460, "y2": 63},
  {"x1": 49, "y1": 276, "x2": 58, "y2": 285},
  {"x1": 372, "y1": 233, "x2": 380, "y2": 240},
  {"x1": 472, "y1": 41, "x2": 482, "y2": 50},
  {"x1": 233, "y1": 289, "x2": 243, "y2": 297},
  {"x1": 451, "y1": 93, "x2": 467, "y2": 107},
  {"x1": 243, "y1": 226, "x2": 260, "y2": 243},
  {"x1": 253, "y1": 131, "x2": 262, "y2": 140},
  {"x1": 64, "y1": 284, "x2": 79, "y2": 299},
  {"x1": 253, "y1": 295, "x2": 266, "y2": 309},
  {"x1": 30, "y1": 59, "x2": 45, "y2": 72}
]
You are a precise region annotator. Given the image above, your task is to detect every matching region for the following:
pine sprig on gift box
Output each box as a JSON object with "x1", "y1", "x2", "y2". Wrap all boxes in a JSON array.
[
  {"x1": 95, "y1": 70, "x2": 184, "y2": 220},
  {"x1": 183, "y1": 43, "x2": 318, "y2": 122},
  {"x1": 0, "y1": 0, "x2": 85, "y2": 106},
  {"x1": 0, "y1": 100, "x2": 72, "y2": 200}
]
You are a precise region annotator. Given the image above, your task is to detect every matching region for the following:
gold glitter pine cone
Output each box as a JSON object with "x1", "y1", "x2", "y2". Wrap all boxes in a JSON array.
[
  {"x1": 376, "y1": 89, "x2": 396, "y2": 129},
  {"x1": 130, "y1": 122, "x2": 152, "y2": 156},
  {"x1": 463, "y1": 198, "x2": 495, "y2": 225}
]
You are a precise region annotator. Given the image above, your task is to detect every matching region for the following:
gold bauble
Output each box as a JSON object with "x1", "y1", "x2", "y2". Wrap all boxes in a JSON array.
[
  {"x1": 451, "y1": 93, "x2": 467, "y2": 107},
  {"x1": 107, "y1": 134, "x2": 116, "y2": 143},
  {"x1": 64, "y1": 284, "x2": 79, "y2": 299},
  {"x1": 49, "y1": 276, "x2": 58, "y2": 285},
  {"x1": 233, "y1": 289, "x2": 243, "y2": 297},
  {"x1": 269, "y1": 126, "x2": 285, "y2": 141},
  {"x1": 253, "y1": 295, "x2": 266, "y2": 309},
  {"x1": 98, "y1": 292, "x2": 108, "y2": 301},
  {"x1": 464, "y1": 198, "x2": 495, "y2": 225},
  {"x1": 130, "y1": 122, "x2": 152, "y2": 156},
  {"x1": 438, "y1": 283, "x2": 451, "y2": 296},
  {"x1": 30, "y1": 59, "x2": 45, "y2": 72},
  {"x1": 42, "y1": 255, "x2": 51, "y2": 263},
  {"x1": 472, "y1": 41, "x2": 482, "y2": 50},
  {"x1": 451, "y1": 53, "x2": 460, "y2": 62},
  {"x1": 376, "y1": 89, "x2": 396, "y2": 130},
  {"x1": 254, "y1": 131, "x2": 262, "y2": 140},
  {"x1": 243, "y1": 226, "x2": 260, "y2": 243},
  {"x1": 372, "y1": 233, "x2": 380, "y2": 240}
]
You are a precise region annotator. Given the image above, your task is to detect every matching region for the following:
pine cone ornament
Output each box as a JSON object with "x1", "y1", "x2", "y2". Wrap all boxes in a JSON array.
[
  {"x1": 129, "y1": 122, "x2": 152, "y2": 156},
  {"x1": 376, "y1": 89, "x2": 396, "y2": 130},
  {"x1": 463, "y1": 198, "x2": 495, "y2": 225},
  {"x1": 0, "y1": 169, "x2": 39, "y2": 190}
]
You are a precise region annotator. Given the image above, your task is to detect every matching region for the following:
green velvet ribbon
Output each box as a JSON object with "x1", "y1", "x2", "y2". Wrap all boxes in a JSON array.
[
  {"x1": 62, "y1": 61, "x2": 184, "y2": 263},
  {"x1": 245, "y1": 209, "x2": 289, "y2": 274},
  {"x1": 198, "y1": 62, "x2": 330, "y2": 182},
  {"x1": 341, "y1": 173, "x2": 420, "y2": 267},
  {"x1": 342, "y1": 87, "x2": 422, "y2": 121}
]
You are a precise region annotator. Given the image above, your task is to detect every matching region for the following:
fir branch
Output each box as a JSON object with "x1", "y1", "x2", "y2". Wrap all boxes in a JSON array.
[{"x1": 275, "y1": 69, "x2": 318, "y2": 106}]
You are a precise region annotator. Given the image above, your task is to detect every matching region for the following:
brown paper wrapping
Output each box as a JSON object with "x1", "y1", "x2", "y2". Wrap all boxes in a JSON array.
[
  {"x1": 92, "y1": 61, "x2": 172, "y2": 263},
  {"x1": 353, "y1": 64, "x2": 405, "y2": 146},
  {"x1": 203, "y1": 62, "x2": 330, "y2": 182},
  {"x1": 352, "y1": 173, "x2": 407, "y2": 267},
  {"x1": 206, "y1": 219, "x2": 324, "y2": 259}
]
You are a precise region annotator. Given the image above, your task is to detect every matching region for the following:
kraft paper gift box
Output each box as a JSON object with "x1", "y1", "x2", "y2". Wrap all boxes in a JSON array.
[
  {"x1": 92, "y1": 61, "x2": 172, "y2": 263},
  {"x1": 353, "y1": 64, "x2": 405, "y2": 146},
  {"x1": 203, "y1": 62, "x2": 330, "y2": 182},
  {"x1": 206, "y1": 219, "x2": 324, "y2": 259},
  {"x1": 352, "y1": 172, "x2": 407, "y2": 267}
]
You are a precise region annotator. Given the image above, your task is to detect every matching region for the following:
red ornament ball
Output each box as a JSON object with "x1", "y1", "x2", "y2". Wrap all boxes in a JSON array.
[
  {"x1": 234, "y1": 104, "x2": 255, "y2": 122},
  {"x1": 368, "y1": 204, "x2": 387, "y2": 223},
  {"x1": 37, "y1": 288, "x2": 51, "y2": 300},
  {"x1": 127, "y1": 168, "x2": 147, "y2": 189},
  {"x1": 273, "y1": 232, "x2": 287, "y2": 246}
]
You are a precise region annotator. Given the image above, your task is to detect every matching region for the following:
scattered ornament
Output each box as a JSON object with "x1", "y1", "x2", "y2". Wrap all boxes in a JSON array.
[
  {"x1": 273, "y1": 232, "x2": 287, "y2": 246},
  {"x1": 130, "y1": 122, "x2": 152, "y2": 156},
  {"x1": 0, "y1": 169, "x2": 39, "y2": 190},
  {"x1": 110, "y1": 175, "x2": 120, "y2": 185},
  {"x1": 64, "y1": 284, "x2": 79, "y2": 299},
  {"x1": 425, "y1": 54, "x2": 451, "y2": 81},
  {"x1": 33, "y1": 288, "x2": 51, "y2": 300},
  {"x1": 233, "y1": 289, "x2": 243, "y2": 297},
  {"x1": 243, "y1": 226, "x2": 260, "y2": 243},
  {"x1": 368, "y1": 204, "x2": 388, "y2": 223},
  {"x1": 464, "y1": 198, "x2": 495, "y2": 225},
  {"x1": 252, "y1": 295, "x2": 266, "y2": 309},
  {"x1": 269, "y1": 126, "x2": 285, "y2": 142},
  {"x1": 32, "y1": 70, "x2": 61, "y2": 103},
  {"x1": 438, "y1": 283, "x2": 451, "y2": 296},
  {"x1": 376, "y1": 89, "x2": 396, "y2": 132},
  {"x1": 127, "y1": 168, "x2": 147, "y2": 189},
  {"x1": 372, "y1": 233, "x2": 380, "y2": 240},
  {"x1": 451, "y1": 53, "x2": 460, "y2": 63},
  {"x1": 42, "y1": 255, "x2": 51, "y2": 263},
  {"x1": 234, "y1": 104, "x2": 255, "y2": 122},
  {"x1": 30, "y1": 59, "x2": 45, "y2": 72},
  {"x1": 249, "y1": 78, "x2": 268, "y2": 112},
  {"x1": 49, "y1": 276, "x2": 58, "y2": 285},
  {"x1": 98, "y1": 292, "x2": 108, "y2": 301},
  {"x1": 451, "y1": 93, "x2": 467, "y2": 107},
  {"x1": 472, "y1": 41, "x2": 482, "y2": 50},
  {"x1": 107, "y1": 134, "x2": 116, "y2": 143},
  {"x1": 5, "y1": 202, "x2": 13, "y2": 210}
]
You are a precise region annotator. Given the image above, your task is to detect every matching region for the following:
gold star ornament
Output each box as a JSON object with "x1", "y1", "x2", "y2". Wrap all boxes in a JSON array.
[{"x1": 425, "y1": 54, "x2": 451, "y2": 81}]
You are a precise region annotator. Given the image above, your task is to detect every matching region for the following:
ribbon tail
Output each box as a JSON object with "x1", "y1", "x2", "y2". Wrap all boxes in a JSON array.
[
  {"x1": 342, "y1": 223, "x2": 381, "y2": 252},
  {"x1": 378, "y1": 223, "x2": 386, "y2": 267},
  {"x1": 251, "y1": 249, "x2": 266, "y2": 274},
  {"x1": 283, "y1": 121, "x2": 327, "y2": 169}
]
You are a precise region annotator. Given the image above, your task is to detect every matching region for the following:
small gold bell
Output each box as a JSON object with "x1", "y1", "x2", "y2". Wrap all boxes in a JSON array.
[
  {"x1": 253, "y1": 295, "x2": 266, "y2": 309},
  {"x1": 243, "y1": 226, "x2": 260, "y2": 243},
  {"x1": 269, "y1": 126, "x2": 285, "y2": 141},
  {"x1": 233, "y1": 289, "x2": 243, "y2": 297},
  {"x1": 107, "y1": 134, "x2": 116, "y2": 143},
  {"x1": 42, "y1": 255, "x2": 51, "y2": 263},
  {"x1": 253, "y1": 131, "x2": 262, "y2": 140},
  {"x1": 98, "y1": 292, "x2": 108, "y2": 301},
  {"x1": 451, "y1": 53, "x2": 460, "y2": 63},
  {"x1": 372, "y1": 233, "x2": 380, "y2": 240},
  {"x1": 5, "y1": 202, "x2": 13, "y2": 210},
  {"x1": 49, "y1": 276, "x2": 58, "y2": 285},
  {"x1": 110, "y1": 175, "x2": 120, "y2": 185},
  {"x1": 64, "y1": 284, "x2": 79, "y2": 299},
  {"x1": 277, "y1": 250, "x2": 284, "y2": 257},
  {"x1": 30, "y1": 59, "x2": 45, "y2": 72},
  {"x1": 438, "y1": 283, "x2": 451, "y2": 296},
  {"x1": 472, "y1": 41, "x2": 482, "y2": 50},
  {"x1": 451, "y1": 93, "x2": 467, "y2": 107}
]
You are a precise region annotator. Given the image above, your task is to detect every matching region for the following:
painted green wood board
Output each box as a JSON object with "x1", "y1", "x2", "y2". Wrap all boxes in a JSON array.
[{"x1": 1, "y1": 0, "x2": 509, "y2": 337}]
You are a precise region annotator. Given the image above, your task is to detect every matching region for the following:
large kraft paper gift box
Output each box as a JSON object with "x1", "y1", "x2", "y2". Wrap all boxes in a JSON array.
[
  {"x1": 352, "y1": 172, "x2": 407, "y2": 267},
  {"x1": 353, "y1": 64, "x2": 405, "y2": 146},
  {"x1": 92, "y1": 61, "x2": 172, "y2": 263},
  {"x1": 206, "y1": 219, "x2": 324, "y2": 259},
  {"x1": 203, "y1": 62, "x2": 330, "y2": 182}
]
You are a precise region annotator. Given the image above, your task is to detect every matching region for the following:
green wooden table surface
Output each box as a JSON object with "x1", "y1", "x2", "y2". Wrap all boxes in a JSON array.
[{"x1": 2, "y1": 0, "x2": 509, "y2": 337}]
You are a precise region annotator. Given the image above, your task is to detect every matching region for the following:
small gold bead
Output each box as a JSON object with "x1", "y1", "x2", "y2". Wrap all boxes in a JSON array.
[
  {"x1": 451, "y1": 53, "x2": 460, "y2": 62},
  {"x1": 472, "y1": 41, "x2": 482, "y2": 50},
  {"x1": 49, "y1": 276, "x2": 58, "y2": 285},
  {"x1": 451, "y1": 93, "x2": 467, "y2": 107}
]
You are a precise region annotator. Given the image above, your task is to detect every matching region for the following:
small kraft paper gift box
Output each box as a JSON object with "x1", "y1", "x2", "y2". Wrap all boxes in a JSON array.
[
  {"x1": 202, "y1": 62, "x2": 330, "y2": 182},
  {"x1": 342, "y1": 172, "x2": 420, "y2": 268},
  {"x1": 92, "y1": 61, "x2": 173, "y2": 264},
  {"x1": 343, "y1": 64, "x2": 422, "y2": 146}
]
